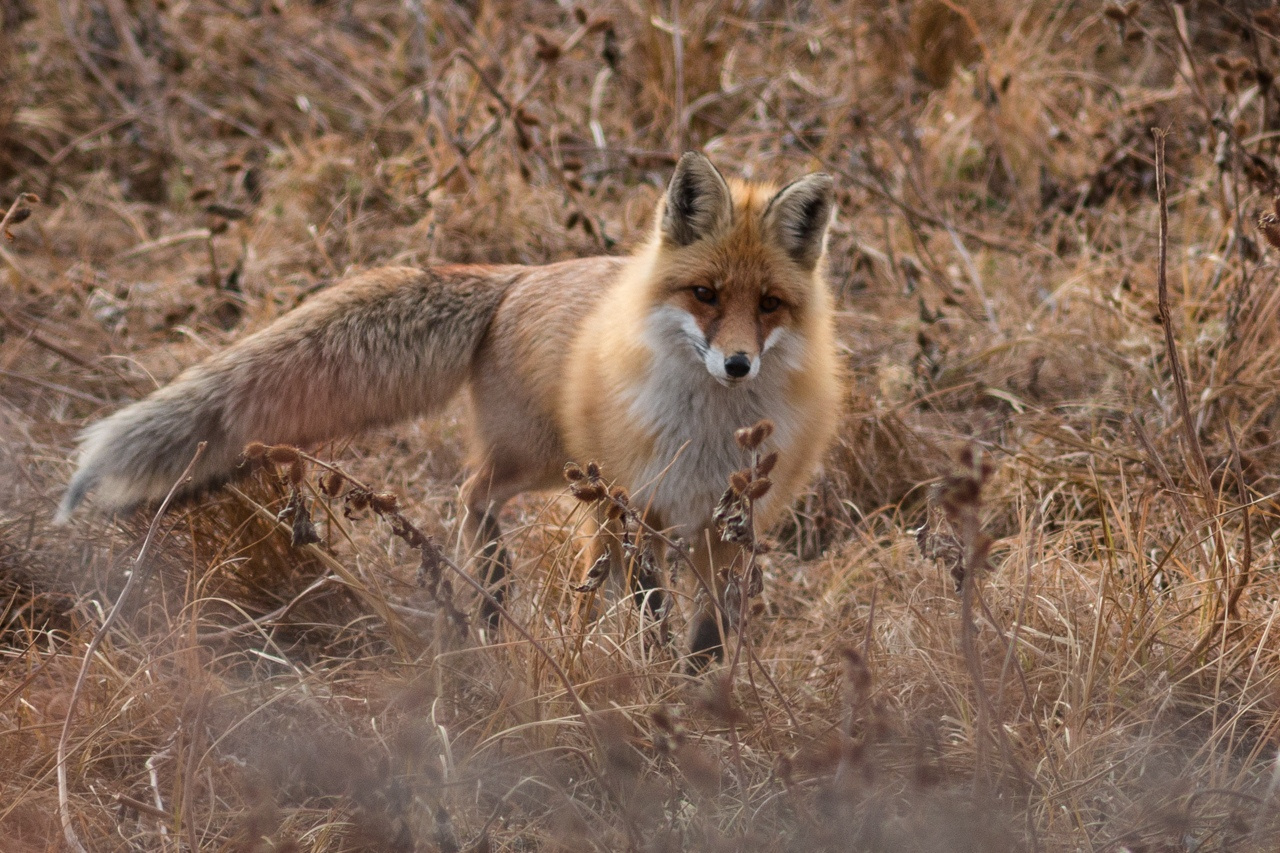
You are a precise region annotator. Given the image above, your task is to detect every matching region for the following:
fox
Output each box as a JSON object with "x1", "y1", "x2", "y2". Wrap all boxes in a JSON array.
[{"x1": 57, "y1": 152, "x2": 843, "y2": 661}]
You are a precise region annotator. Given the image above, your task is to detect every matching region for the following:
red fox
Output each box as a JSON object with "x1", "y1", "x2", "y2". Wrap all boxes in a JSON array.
[{"x1": 58, "y1": 152, "x2": 842, "y2": 660}]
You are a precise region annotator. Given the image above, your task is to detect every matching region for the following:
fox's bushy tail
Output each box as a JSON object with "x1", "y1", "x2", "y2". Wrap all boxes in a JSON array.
[{"x1": 58, "y1": 265, "x2": 514, "y2": 521}]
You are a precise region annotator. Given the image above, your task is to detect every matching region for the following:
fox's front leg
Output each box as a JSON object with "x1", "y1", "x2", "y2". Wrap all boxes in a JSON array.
[
  {"x1": 686, "y1": 532, "x2": 746, "y2": 666},
  {"x1": 577, "y1": 506, "x2": 668, "y2": 629},
  {"x1": 581, "y1": 505, "x2": 625, "y2": 590}
]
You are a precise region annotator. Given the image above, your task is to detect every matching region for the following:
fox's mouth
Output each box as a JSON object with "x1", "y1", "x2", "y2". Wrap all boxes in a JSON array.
[{"x1": 695, "y1": 342, "x2": 758, "y2": 386}]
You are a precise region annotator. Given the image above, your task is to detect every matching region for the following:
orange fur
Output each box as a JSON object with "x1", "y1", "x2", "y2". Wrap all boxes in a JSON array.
[{"x1": 60, "y1": 153, "x2": 843, "y2": 660}]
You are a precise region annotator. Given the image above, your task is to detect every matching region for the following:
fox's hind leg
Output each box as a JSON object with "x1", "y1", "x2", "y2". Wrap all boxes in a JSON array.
[{"x1": 460, "y1": 462, "x2": 528, "y2": 631}]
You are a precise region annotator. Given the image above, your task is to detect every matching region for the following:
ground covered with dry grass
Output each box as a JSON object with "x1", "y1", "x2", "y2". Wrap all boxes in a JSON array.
[{"x1": 5, "y1": 0, "x2": 1280, "y2": 850}]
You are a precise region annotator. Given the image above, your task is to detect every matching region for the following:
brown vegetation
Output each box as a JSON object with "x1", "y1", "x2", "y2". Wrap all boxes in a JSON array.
[{"x1": 4, "y1": 0, "x2": 1280, "y2": 850}]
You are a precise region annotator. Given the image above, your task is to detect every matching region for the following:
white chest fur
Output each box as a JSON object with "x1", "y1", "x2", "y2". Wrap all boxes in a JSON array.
[{"x1": 626, "y1": 306, "x2": 805, "y2": 536}]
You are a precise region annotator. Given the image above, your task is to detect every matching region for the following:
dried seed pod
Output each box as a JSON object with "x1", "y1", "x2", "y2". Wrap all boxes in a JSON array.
[
  {"x1": 651, "y1": 706, "x2": 683, "y2": 752},
  {"x1": 840, "y1": 646, "x2": 873, "y2": 694},
  {"x1": 534, "y1": 34, "x2": 561, "y2": 62},
  {"x1": 570, "y1": 480, "x2": 607, "y2": 502},
  {"x1": 564, "y1": 461, "x2": 585, "y2": 482},
  {"x1": 729, "y1": 470, "x2": 751, "y2": 495},
  {"x1": 242, "y1": 442, "x2": 268, "y2": 462},
  {"x1": 286, "y1": 459, "x2": 305, "y2": 485},
  {"x1": 736, "y1": 419, "x2": 775, "y2": 450},
  {"x1": 205, "y1": 203, "x2": 247, "y2": 220},
  {"x1": 266, "y1": 445, "x2": 300, "y2": 466},
  {"x1": 1103, "y1": 3, "x2": 1128, "y2": 22},
  {"x1": 605, "y1": 485, "x2": 629, "y2": 520},
  {"x1": 345, "y1": 487, "x2": 371, "y2": 514},
  {"x1": 370, "y1": 492, "x2": 399, "y2": 513},
  {"x1": 1259, "y1": 211, "x2": 1280, "y2": 249},
  {"x1": 319, "y1": 469, "x2": 345, "y2": 497},
  {"x1": 756, "y1": 450, "x2": 779, "y2": 478},
  {"x1": 939, "y1": 473, "x2": 981, "y2": 519},
  {"x1": 743, "y1": 477, "x2": 772, "y2": 501}
]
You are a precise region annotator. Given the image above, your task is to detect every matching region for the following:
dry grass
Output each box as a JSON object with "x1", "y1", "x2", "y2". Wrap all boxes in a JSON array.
[{"x1": 5, "y1": 0, "x2": 1280, "y2": 849}]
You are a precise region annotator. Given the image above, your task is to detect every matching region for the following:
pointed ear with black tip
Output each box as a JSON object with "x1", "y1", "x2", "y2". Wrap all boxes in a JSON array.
[
  {"x1": 661, "y1": 152, "x2": 734, "y2": 246},
  {"x1": 763, "y1": 173, "x2": 835, "y2": 271}
]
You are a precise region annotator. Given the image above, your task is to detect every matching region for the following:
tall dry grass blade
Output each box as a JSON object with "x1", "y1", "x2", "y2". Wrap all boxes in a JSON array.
[{"x1": 56, "y1": 442, "x2": 206, "y2": 853}]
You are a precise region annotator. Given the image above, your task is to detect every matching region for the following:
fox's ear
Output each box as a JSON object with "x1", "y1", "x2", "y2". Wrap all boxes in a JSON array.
[
  {"x1": 764, "y1": 173, "x2": 835, "y2": 270},
  {"x1": 661, "y1": 152, "x2": 733, "y2": 246}
]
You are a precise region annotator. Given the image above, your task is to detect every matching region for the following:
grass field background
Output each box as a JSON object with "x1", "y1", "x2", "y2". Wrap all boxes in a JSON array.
[{"x1": 4, "y1": 1, "x2": 1280, "y2": 850}]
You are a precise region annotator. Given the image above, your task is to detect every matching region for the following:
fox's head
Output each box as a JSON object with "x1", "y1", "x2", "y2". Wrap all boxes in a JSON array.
[{"x1": 647, "y1": 152, "x2": 835, "y2": 386}]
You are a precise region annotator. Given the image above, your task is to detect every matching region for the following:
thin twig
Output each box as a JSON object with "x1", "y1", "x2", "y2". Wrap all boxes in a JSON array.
[
  {"x1": 1154, "y1": 129, "x2": 1233, "y2": 665},
  {"x1": 0, "y1": 304, "x2": 95, "y2": 369},
  {"x1": 1223, "y1": 419, "x2": 1252, "y2": 620},
  {"x1": 1153, "y1": 129, "x2": 1211, "y2": 489}
]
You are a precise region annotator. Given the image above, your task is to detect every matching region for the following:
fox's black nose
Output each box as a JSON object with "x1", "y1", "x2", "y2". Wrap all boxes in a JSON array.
[{"x1": 724, "y1": 353, "x2": 752, "y2": 379}]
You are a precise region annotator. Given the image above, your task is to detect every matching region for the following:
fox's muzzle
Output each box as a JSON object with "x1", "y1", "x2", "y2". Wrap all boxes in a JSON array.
[{"x1": 724, "y1": 353, "x2": 752, "y2": 379}]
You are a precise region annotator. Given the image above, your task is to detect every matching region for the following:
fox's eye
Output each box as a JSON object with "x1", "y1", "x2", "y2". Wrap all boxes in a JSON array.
[
  {"x1": 759, "y1": 295, "x2": 781, "y2": 313},
  {"x1": 693, "y1": 286, "x2": 718, "y2": 305}
]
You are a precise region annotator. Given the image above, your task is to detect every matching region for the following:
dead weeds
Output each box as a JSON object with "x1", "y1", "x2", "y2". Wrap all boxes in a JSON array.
[{"x1": 5, "y1": 0, "x2": 1280, "y2": 850}]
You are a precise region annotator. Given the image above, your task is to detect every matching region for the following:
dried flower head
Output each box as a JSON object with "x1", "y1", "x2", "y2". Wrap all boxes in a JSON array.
[
  {"x1": 370, "y1": 492, "x2": 399, "y2": 513},
  {"x1": 568, "y1": 460, "x2": 608, "y2": 502},
  {"x1": 743, "y1": 477, "x2": 772, "y2": 501},
  {"x1": 1259, "y1": 210, "x2": 1280, "y2": 250},
  {"x1": 570, "y1": 479, "x2": 607, "y2": 502},
  {"x1": 344, "y1": 486, "x2": 371, "y2": 514},
  {"x1": 319, "y1": 469, "x2": 346, "y2": 497},
  {"x1": 651, "y1": 706, "x2": 683, "y2": 754},
  {"x1": 735, "y1": 419, "x2": 775, "y2": 450},
  {"x1": 605, "y1": 485, "x2": 629, "y2": 520},
  {"x1": 266, "y1": 445, "x2": 301, "y2": 466}
]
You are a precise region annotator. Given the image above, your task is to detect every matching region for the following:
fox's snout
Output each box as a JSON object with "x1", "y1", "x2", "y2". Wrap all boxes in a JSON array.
[
  {"x1": 724, "y1": 353, "x2": 752, "y2": 379},
  {"x1": 699, "y1": 338, "x2": 759, "y2": 384}
]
